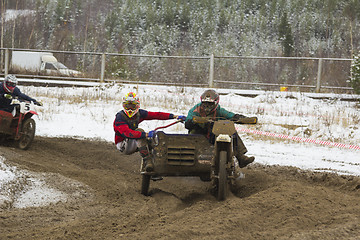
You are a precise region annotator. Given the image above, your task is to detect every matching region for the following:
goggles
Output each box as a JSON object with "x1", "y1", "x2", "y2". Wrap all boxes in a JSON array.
[
  {"x1": 202, "y1": 101, "x2": 215, "y2": 108},
  {"x1": 124, "y1": 102, "x2": 138, "y2": 110},
  {"x1": 6, "y1": 82, "x2": 16, "y2": 87}
]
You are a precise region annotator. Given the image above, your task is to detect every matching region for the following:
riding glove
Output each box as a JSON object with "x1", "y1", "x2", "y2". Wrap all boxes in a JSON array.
[
  {"x1": 148, "y1": 130, "x2": 155, "y2": 138},
  {"x1": 4, "y1": 94, "x2": 12, "y2": 99},
  {"x1": 177, "y1": 115, "x2": 186, "y2": 121}
]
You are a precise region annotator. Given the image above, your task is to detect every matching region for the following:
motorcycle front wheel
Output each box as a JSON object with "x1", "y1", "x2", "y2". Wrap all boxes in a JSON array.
[
  {"x1": 18, "y1": 118, "x2": 36, "y2": 150},
  {"x1": 217, "y1": 151, "x2": 228, "y2": 201}
]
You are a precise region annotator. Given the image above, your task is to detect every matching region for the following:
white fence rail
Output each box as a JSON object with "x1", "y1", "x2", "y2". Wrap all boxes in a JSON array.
[{"x1": 0, "y1": 48, "x2": 354, "y2": 93}]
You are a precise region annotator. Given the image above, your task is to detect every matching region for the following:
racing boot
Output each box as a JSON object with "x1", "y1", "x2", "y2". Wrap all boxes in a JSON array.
[
  {"x1": 151, "y1": 175, "x2": 163, "y2": 181},
  {"x1": 138, "y1": 145, "x2": 154, "y2": 172},
  {"x1": 236, "y1": 154, "x2": 255, "y2": 168},
  {"x1": 233, "y1": 134, "x2": 254, "y2": 168},
  {"x1": 143, "y1": 156, "x2": 154, "y2": 172}
]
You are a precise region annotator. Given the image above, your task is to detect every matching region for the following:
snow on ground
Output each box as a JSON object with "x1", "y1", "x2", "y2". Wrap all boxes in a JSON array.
[{"x1": 1, "y1": 82, "x2": 360, "y2": 208}]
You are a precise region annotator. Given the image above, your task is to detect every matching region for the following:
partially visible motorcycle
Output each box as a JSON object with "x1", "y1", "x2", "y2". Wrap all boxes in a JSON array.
[
  {"x1": 140, "y1": 116, "x2": 257, "y2": 201},
  {"x1": 0, "y1": 99, "x2": 40, "y2": 150}
]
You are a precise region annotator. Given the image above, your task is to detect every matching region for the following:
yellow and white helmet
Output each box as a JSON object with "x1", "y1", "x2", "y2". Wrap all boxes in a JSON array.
[{"x1": 122, "y1": 92, "x2": 140, "y2": 118}]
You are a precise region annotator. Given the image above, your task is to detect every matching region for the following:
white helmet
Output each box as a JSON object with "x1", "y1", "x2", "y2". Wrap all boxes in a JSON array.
[{"x1": 4, "y1": 75, "x2": 18, "y2": 93}]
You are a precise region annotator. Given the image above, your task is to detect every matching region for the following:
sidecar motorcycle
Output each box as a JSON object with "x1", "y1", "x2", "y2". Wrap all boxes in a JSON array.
[
  {"x1": 140, "y1": 116, "x2": 257, "y2": 201},
  {"x1": 0, "y1": 100, "x2": 38, "y2": 150}
]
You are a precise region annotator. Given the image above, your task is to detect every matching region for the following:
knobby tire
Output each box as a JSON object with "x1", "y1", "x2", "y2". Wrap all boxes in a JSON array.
[
  {"x1": 141, "y1": 175, "x2": 151, "y2": 196},
  {"x1": 18, "y1": 118, "x2": 35, "y2": 150}
]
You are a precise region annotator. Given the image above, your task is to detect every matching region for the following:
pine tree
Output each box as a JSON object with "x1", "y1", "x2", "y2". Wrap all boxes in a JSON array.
[
  {"x1": 278, "y1": 12, "x2": 294, "y2": 57},
  {"x1": 350, "y1": 52, "x2": 360, "y2": 94}
]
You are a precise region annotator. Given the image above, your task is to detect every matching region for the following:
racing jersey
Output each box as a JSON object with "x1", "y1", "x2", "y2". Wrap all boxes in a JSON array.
[
  {"x1": 113, "y1": 109, "x2": 174, "y2": 144},
  {"x1": 0, "y1": 83, "x2": 37, "y2": 112},
  {"x1": 185, "y1": 102, "x2": 236, "y2": 136}
]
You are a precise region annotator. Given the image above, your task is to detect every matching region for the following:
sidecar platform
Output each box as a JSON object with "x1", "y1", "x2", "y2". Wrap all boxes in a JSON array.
[
  {"x1": 0, "y1": 110, "x2": 15, "y2": 134},
  {"x1": 149, "y1": 131, "x2": 214, "y2": 178}
]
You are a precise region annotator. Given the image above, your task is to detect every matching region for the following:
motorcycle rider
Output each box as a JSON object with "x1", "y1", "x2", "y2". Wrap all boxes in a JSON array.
[
  {"x1": 114, "y1": 91, "x2": 186, "y2": 172},
  {"x1": 185, "y1": 89, "x2": 255, "y2": 168},
  {"x1": 0, "y1": 75, "x2": 42, "y2": 113}
]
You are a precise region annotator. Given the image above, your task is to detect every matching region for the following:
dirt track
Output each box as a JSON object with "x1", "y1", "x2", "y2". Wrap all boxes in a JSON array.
[{"x1": 1, "y1": 137, "x2": 360, "y2": 240}]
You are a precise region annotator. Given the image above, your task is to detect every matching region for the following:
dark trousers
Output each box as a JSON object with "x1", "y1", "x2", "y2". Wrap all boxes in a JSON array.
[
  {"x1": 233, "y1": 133, "x2": 248, "y2": 155},
  {"x1": 0, "y1": 104, "x2": 16, "y2": 113}
]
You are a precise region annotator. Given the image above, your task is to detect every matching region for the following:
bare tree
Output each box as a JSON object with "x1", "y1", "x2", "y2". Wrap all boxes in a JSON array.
[
  {"x1": 1, "y1": 0, "x2": 5, "y2": 72},
  {"x1": 11, "y1": 0, "x2": 18, "y2": 48}
]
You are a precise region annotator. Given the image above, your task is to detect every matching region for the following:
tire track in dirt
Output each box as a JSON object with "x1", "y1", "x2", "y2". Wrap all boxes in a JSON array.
[{"x1": 0, "y1": 137, "x2": 360, "y2": 239}]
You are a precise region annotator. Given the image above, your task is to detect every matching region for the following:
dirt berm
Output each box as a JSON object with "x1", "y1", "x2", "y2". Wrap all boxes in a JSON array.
[{"x1": 1, "y1": 137, "x2": 360, "y2": 239}]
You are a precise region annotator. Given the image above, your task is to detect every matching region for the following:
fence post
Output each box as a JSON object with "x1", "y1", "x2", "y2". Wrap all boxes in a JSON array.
[
  {"x1": 4, "y1": 48, "x2": 8, "y2": 76},
  {"x1": 316, "y1": 58, "x2": 323, "y2": 93},
  {"x1": 100, "y1": 53, "x2": 106, "y2": 83},
  {"x1": 209, "y1": 54, "x2": 214, "y2": 88}
]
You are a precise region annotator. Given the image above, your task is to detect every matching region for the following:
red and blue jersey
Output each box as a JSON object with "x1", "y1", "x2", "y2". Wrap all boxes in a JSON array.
[{"x1": 113, "y1": 109, "x2": 174, "y2": 144}]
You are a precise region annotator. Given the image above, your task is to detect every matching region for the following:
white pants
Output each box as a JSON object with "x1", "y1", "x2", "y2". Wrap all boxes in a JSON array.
[{"x1": 116, "y1": 138, "x2": 147, "y2": 155}]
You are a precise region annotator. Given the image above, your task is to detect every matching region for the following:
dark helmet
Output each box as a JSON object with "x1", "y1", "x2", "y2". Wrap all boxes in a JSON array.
[
  {"x1": 200, "y1": 89, "x2": 219, "y2": 115},
  {"x1": 3, "y1": 74, "x2": 18, "y2": 93}
]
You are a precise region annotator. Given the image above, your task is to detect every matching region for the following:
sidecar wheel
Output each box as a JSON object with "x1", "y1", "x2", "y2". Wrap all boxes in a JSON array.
[
  {"x1": 18, "y1": 118, "x2": 36, "y2": 150},
  {"x1": 217, "y1": 151, "x2": 228, "y2": 201},
  {"x1": 0, "y1": 135, "x2": 5, "y2": 145},
  {"x1": 141, "y1": 175, "x2": 151, "y2": 196}
]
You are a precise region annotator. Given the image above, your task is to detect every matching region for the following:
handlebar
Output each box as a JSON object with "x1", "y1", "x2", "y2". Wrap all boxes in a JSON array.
[
  {"x1": 234, "y1": 117, "x2": 257, "y2": 124},
  {"x1": 192, "y1": 116, "x2": 257, "y2": 124},
  {"x1": 4, "y1": 94, "x2": 42, "y2": 106},
  {"x1": 154, "y1": 119, "x2": 184, "y2": 131},
  {"x1": 147, "y1": 119, "x2": 184, "y2": 138}
]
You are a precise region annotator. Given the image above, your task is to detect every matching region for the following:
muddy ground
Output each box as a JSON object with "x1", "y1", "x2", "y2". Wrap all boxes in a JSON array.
[{"x1": 0, "y1": 137, "x2": 360, "y2": 240}]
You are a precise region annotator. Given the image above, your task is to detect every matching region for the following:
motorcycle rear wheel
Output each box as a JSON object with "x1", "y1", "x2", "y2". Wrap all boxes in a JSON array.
[
  {"x1": 18, "y1": 118, "x2": 35, "y2": 150},
  {"x1": 0, "y1": 135, "x2": 5, "y2": 145}
]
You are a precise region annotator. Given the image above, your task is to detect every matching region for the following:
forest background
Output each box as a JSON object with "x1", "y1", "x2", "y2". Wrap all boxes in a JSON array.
[
  {"x1": 2, "y1": 0, "x2": 360, "y2": 58},
  {"x1": 1, "y1": 0, "x2": 360, "y2": 91}
]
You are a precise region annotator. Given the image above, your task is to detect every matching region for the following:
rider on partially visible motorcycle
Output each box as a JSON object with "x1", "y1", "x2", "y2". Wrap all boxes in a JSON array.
[
  {"x1": 113, "y1": 92, "x2": 186, "y2": 172},
  {"x1": 185, "y1": 89, "x2": 255, "y2": 168},
  {"x1": 0, "y1": 75, "x2": 42, "y2": 113}
]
